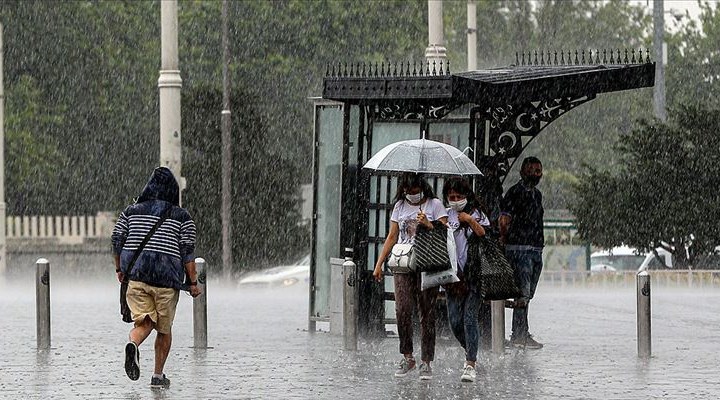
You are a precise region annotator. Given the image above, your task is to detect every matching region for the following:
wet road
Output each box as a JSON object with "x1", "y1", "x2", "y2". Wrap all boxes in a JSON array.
[{"x1": 0, "y1": 274, "x2": 719, "y2": 399}]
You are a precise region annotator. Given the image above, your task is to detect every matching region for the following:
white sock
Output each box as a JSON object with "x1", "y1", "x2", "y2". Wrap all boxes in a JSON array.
[{"x1": 153, "y1": 373, "x2": 164, "y2": 379}]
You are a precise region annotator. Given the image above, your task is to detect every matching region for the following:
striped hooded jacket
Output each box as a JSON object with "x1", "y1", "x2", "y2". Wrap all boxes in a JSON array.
[{"x1": 111, "y1": 167, "x2": 196, "y2": 290}]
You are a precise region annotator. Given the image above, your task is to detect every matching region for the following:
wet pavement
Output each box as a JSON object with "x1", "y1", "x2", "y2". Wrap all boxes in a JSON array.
[{"x1": 1, "y1": 274, "x2": 719, "y2": 400}]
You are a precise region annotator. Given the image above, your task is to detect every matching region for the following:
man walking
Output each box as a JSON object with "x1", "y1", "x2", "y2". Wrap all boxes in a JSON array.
[
  {"x1": 499, "y1": 156, "x2": 544, "y2": 349},
  {"x1": 112, "y1": 166, "x2": 201, "y2": 388}
]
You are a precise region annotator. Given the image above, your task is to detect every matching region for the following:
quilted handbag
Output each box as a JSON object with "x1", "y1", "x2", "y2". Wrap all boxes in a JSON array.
[
  {"x1": 410, "y1": 221, "x2": 452, "y2": 273},
  {"x1": 386, "y1": 243, "x2": 414, "y2": 274},
  {"x1": 466, "y1": 235, "x2": 522, "y2": 300}
]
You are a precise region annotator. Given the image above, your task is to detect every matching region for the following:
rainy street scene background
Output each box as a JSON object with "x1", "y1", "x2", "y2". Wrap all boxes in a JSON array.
[{"x1": 1, "y1": 0, "x2": 720, "y2": 399}]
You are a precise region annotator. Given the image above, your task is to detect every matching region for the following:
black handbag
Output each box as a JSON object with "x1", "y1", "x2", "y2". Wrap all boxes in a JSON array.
[
  {"x1": 410, "y1": 221, "x2": 451, "y2": 273},
  {"x1": 120, "y1": 205, "x2": 173, "y2": 323},
  {"x1": 466, "y1": 235, "x2": 522, "y2": 300}
]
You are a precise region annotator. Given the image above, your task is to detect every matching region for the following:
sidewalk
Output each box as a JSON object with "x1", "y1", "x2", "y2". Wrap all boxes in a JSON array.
[{"x1": 0, "y1": 276, "x2": 719, "y2": 399}]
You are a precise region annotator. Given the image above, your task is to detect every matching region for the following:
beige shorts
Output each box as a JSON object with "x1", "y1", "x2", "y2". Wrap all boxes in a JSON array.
[{"x1": 126, "y1": 280, "x2": 180, "y2": 334}]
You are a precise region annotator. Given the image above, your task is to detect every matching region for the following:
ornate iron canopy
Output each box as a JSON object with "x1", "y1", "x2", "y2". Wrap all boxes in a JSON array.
[
  {"x1": 322, "y1": 49, "x2": 654, "y2": 118},
  {"x1": 323, "y1": 49, "x2": 655, "y2": 179}
]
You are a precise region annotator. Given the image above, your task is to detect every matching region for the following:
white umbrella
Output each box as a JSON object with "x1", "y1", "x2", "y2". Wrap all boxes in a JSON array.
[{"x1": 363, "y1": 138, "x2": 482, "y2": 176}]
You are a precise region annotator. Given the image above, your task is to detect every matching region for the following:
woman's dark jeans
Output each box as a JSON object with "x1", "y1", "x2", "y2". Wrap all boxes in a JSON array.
[{"x1": 445, "y1": 282, "x2": 480, "y2": 362}]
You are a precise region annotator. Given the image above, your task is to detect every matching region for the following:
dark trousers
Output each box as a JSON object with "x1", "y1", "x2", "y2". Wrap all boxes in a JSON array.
[
  {"x1": 394, "y1": 272, "x2": 439, "y2": 362},
  {"x1": 506, "y1": 249, "x2": 543, "y2": 340}
]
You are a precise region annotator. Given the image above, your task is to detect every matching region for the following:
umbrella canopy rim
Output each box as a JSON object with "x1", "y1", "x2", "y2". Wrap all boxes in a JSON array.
[{"x1": 362, "y1": 138, "x2": 483, "y2": 176}]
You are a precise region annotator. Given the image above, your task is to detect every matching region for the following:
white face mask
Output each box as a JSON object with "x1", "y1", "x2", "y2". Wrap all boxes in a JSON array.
[
  {"x1": 405, "y1": 192, "x2": 424, "y2": 204},
  {"x1": 448, "y1": 199, "x2": 467, "y2": 212}
]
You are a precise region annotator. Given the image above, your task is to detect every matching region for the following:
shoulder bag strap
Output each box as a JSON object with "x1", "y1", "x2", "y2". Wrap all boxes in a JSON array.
[{"x1": 123, "y1": 205, "x2": 173, "y2": 282}]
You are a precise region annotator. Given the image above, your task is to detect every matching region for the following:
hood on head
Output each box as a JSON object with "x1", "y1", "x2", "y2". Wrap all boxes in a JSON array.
[{"x1": 137, "y1": 166, "x2": 180, "y2": 206}]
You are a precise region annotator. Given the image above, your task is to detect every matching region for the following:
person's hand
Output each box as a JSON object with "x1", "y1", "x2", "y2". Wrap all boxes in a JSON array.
[
  {"x1": 417, "y1": 210, "x2": 432, "y2": 229},
  {"x1": 189, "y1": 285, "x2": 202, "y2": 298},
  {"x1": 116, "y1": 271, "x2": 124, "y2": 283},
  {"x1": 373, "y1": 263, "x2": 384, "y2": 282},
  {"x1": 457, "y1": 212, "x2": 472, "y2": 224}
]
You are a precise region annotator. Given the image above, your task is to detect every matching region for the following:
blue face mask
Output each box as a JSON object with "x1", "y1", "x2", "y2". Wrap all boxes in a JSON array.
[{"x1": 405, "y1": 192, "x2": 424, "y2": 204}]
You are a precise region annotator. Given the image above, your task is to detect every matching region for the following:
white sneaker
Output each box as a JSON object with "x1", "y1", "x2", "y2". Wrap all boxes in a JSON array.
[
  {"x1": 394, "y1": 357, "x2": 416, "y2": 377},
  {"x1": 418, "y1": 362, "x2": 433, "y2": 381},
  {"x1": 460, "y1": 364, "x2": 476, "y2": 382}
]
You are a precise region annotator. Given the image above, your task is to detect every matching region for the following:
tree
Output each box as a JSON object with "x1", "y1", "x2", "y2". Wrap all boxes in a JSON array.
[
  {"x1": 442, "y1": 0, "x2": 655, "y2": 207},
  {"x1": 4, "y1": 75, "x2": 63, "y2": 214},
  {"x1": 182, "y1": 86, "x2": 309, "y2": 272},
  {"x1": 667, "y1": 1, "x2": 720, "y2": 110},
  {"x1": 0, "y1": 0, "x2": 707, "y2": 268},
  {"x1": 570, "y1": 106, "x2": 720, "y2": 268}
]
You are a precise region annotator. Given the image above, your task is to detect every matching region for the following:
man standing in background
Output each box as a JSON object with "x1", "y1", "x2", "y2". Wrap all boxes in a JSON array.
[{"x1": 499, "y1": 156, "x2": 545, "y2": 349}]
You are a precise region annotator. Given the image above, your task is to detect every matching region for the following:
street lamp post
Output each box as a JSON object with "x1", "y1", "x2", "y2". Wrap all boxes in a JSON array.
[
  {"x1": 221, "y1": 0, "x2": 233, "y2": 278},
  {"x1": 653, "y1": 0, "x2": 667, "y2": 121},
  {"x1": 159, "y1": 0, "x2": 185, "y2": 199},
  {"x1": 467, "y1": 1, "x2": 477, "y2": 71},
  {"x1": 425, "y1": 0, "x2": 447, "y2": 67},
  {"x1": 0, "y1": 24, "x2": 5, "y2": 276}
]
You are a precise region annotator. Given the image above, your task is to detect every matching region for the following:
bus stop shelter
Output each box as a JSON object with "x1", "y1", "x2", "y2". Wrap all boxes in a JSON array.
[{"x1": 310, "y1": 50, "x2": 655, "y2": 336}]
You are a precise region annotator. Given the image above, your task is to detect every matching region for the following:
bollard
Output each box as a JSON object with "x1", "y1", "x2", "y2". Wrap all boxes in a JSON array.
[
  {"x1": 342, "y1": 248, "x2": 358, "y2": 351},
  {"x1": 36, "y1": 258, "x2": 51, "y2": 350},
  {"x1": 637, "y1": 271, "x2": 651, "y2": 358},
  {"x1": 193, "y1": 257, "x2": 208, "y2": 348},
  {"x1": 491, "y1": 300, "x2": 505, "y2": 354}
]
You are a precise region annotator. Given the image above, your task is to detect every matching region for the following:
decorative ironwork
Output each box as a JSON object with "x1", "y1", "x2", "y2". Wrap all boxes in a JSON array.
[
  {"x1": 325, "y1": 59, "x2": 452, "y2": 78},
  {"x1": 514, "y1": 48, "x2": 651, "y2": 66},
  {"x1": 372, "y1": 101, "x2": 462, "y2": 120},
  {"x1": 471, "y1": 94, "x2": 595, "y2": 180}
]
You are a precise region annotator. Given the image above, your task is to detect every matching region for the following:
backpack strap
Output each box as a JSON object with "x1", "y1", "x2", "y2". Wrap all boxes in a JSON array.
[{"x1": 123, "y1": 205, "x2": 173, "y2": 282}]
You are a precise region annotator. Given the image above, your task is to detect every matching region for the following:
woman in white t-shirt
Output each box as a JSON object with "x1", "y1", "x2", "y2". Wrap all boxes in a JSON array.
[
  {"x1": 442, "y1": 177, "x2": 490, "y2": 383},
  {"x1": 373, "y1": 173, "x2": 448, "y2": 381}
]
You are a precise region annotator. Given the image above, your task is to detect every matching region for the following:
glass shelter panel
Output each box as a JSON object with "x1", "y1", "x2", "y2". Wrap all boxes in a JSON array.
[
  {"x1": 366, "y1": 122, "x2": 419, "y2": 272},
  {"x1": 312, "y1": 104, "x2": 343, "y2": 320},
  {"x1": 427, "y1": 121, "x2": 470, "y2": 151}
]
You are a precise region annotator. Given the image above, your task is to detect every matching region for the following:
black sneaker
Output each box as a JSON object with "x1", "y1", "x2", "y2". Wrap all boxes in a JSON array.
[
  {"x1": 511, "y1": 335, "x2": 543, "y2": 350},
  {"x1": 124, "y1": 342, "x2": 140, "y2": 381},
  {"x1": 150, "y1": 374, "x2": 171, "y2": 389}
]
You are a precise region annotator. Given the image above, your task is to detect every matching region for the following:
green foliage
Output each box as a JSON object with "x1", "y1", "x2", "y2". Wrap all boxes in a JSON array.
[
  {"x1": 182, "y1": 86, "x2": 309, "y2": 271},
  {"x1": 571, "y1": 106, "x2": 720, "y2": 265},
  {"x1": 667, "y1": 1, "x2": 720, "y2": 110},
  {"x1": 1, "y1": 0, "x2": 718, "y2": 268},
  {"x1": 5, "y1": 75, "x2": 63, "y2": 213}
]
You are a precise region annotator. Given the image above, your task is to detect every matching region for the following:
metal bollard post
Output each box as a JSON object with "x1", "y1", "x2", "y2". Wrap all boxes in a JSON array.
[
  {"x1": 637, "y1": 271, "x2": 651, "y2": 358},
  {"x1": 342, "y1": 248, "x2": 358, "y2": 351},
  {"x1": 193, "y1": 257, "x2": 208, "y2": 349},
  {"x1": 36, "y1": 258, "x2": 51, "y2": 350},
  {"x1": 491, "y1": 300, "x2": 505, "y2": 354}
]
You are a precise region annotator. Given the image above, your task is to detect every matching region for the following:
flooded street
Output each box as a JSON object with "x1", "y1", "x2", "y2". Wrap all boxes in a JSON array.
[{"x1": 1, "y1": 274, "x2": 719, "y2": 399}]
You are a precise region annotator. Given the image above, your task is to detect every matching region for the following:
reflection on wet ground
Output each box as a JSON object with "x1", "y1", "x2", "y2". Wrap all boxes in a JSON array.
[{"x1": 0, "y1": 277, "x2": 719, "y2": 399}]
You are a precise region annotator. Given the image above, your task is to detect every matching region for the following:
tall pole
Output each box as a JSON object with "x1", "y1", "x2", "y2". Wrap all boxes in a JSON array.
[
  {"x1": 653, "y1": 0, "x2": 667, "y2": 121},
  {"x1": 158, "y1": 0, "x2": 184, "y2": 201},
  {"x1": 221, "y1": 0, "x2": 233, "y2": 278},
  {"x1": 467, "y1": 1, "x2": 477, "y2": 71},
  {"x1": 0, "y1": 24, "x2": 6, "y2": 277},
  {"x1": 425, "y1": 0, "x2": 447, "y2": 68}
]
